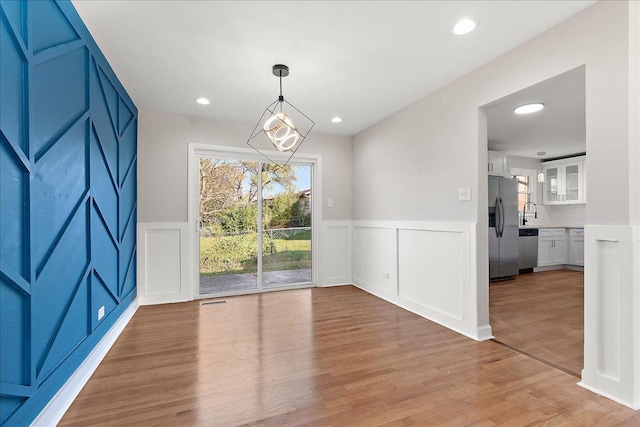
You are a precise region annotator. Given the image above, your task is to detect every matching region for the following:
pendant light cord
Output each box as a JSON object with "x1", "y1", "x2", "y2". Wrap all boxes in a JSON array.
[{"x1": 279, "y1": 72, "x2": 284, "y2": 112}]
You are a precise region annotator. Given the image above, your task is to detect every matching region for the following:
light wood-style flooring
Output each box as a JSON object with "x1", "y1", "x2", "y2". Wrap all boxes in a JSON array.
[
  {"x1": 60, "y1": 285, "x2": 639, "y2": 426},
  {"x1": 490, "y1": 270, "x2": 584, "y2": 377}
]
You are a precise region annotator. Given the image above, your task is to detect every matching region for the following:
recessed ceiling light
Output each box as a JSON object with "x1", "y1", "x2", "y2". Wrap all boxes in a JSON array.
[
  {"x1": 331, "y1": 117, "x2": 342, "y2": 123},
  {"x1": 515, "y1": 103, "x2": 544, "y2": 115},
  {"x1": 195, "y1": 97, "x2": 210, "y2": 105},
  {"x1": 453, "y1": 18, "x2": 476, "y2": 35}
]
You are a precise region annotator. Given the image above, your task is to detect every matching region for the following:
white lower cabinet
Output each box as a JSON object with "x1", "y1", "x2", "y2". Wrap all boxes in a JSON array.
[
  {"x1": 537, "y1": 239, "x2": 553, "y2": 266},
  {"x1": 550, "y1": 238, "x2": 567, "y2": 265},
  {"x1": 569, "y1": 228, "x2": 585, "y2": 266},
  {"x1": 538, "y1": 228, "x2": 567, "y2": 267}
]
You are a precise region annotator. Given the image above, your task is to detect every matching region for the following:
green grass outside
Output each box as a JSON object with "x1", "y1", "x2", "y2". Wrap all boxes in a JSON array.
[{"x1": 200, "y1": 233, "x2": 311, "y2": 276}]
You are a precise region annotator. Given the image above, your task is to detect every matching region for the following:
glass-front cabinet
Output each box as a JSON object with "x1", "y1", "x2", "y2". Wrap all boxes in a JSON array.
[
  {"x1": 544, "y1": 166, "x2": 560, "y2": 203},
  {"x1": 562, "y1": 161, "x2": 582, "y2": 202},
  {"x1": 542, "y1": 156, "x2": 586, "y2": 205}
]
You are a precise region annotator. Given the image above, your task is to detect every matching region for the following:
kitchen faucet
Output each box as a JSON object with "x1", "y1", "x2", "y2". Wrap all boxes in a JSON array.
[{"x1": 522, "y1": 202, "x2": 538, "y2": 226}]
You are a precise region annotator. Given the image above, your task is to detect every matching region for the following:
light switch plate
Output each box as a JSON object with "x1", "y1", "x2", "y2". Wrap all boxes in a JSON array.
[
  {"x1": 458, "y1": 187, "x2": 471, "y2": 201},
  {"x1": 327, "y1": 198, "x2": 334, "y2": 208}
]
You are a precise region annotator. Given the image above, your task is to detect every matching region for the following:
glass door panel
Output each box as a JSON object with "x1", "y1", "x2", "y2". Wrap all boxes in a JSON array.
[
  {"x1": 545, "y1": 167, "x2": 559, "y2": 202},
  {"x1": 199, "y1": 159, "x2": 259, "y2": 295},
  {"x1": 261, "y1": 164, "x2": 312, "y2": 287},
  {"x1": 564, "y1": 163, "x2": 580, "y2": 201}
]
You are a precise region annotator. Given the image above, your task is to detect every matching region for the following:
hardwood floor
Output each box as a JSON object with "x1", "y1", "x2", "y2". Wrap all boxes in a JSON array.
[
  {"x1": 490, "y1": 270, "x2": 584, "y2": 377},
  {"x1": 59, "y1": 285, "x2": 640, "y2": 426}
]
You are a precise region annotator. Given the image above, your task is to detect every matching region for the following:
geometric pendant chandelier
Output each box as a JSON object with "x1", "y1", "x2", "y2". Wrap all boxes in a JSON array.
[{"x1": 247, "y1": 64, "x2": 315, "y2": 166}]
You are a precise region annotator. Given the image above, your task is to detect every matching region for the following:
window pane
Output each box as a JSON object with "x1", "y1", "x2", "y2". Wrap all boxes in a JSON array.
[
  {"x1": 511, "y1": 174, "x2": 531, "y2": 211},
  {"x1": 518, "y1": 194, "x2": 529, "y2": 212}
]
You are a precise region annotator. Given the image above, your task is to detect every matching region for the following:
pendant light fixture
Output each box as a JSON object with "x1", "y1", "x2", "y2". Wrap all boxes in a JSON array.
[{"x1": 247, "y1": 64, "x2": 314, "y2": 165}]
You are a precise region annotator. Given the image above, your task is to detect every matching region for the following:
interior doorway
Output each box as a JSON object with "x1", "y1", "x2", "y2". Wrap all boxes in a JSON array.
[
  {"x1": 190, "y1": 146, "x2": 317, "y2": 297},
  {"x1": 484, "y1": 67, "x2": 586, "y2": 377}
]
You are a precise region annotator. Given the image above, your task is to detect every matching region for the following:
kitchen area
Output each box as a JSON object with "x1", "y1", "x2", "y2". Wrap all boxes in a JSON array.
[
  {"x1": 486, "y1": 67, "x2": 586, "y2": 377},
  {"x1": 489, "y1": 151, "x2": 586, "y2": 278}
]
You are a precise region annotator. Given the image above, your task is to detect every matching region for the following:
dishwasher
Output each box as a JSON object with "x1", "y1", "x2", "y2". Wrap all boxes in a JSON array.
[{"x1": 519, "y1": 228, "x2": 538, "y2": 272}]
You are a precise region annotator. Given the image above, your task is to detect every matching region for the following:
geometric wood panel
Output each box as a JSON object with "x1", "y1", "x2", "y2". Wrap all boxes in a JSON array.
[{"x1": 0, "y1": 1, "x2": 137, "y2": 424}]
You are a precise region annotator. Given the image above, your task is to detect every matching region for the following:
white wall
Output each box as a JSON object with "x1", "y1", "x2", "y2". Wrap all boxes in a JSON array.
[
  {"x1": 138, "y1": 111, "x2": 353, "y2": 222},
  {"x1": 354, "y1": 1, "x2": 632, "y2": 224},
  {"x1": 630, "y1": 0, "x2": 640, "y2": 227},
  {"x1": 352, "y1": 1, "x2": 639, "y2": 409}
]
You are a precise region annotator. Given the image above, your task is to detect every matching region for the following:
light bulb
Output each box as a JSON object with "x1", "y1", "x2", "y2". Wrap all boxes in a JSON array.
[{"x1": 263, "y1": 112, "x2": 301, "y2": 152}]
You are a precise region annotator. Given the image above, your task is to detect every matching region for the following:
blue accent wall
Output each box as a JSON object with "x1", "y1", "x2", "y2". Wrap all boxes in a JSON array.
[{"x1": 0, "y1": 1, "x2": 137, "y2": 424}]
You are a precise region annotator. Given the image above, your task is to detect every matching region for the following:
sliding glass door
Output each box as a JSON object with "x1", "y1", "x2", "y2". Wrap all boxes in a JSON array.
[
  {"x1": 198, "y1": 157, "x2": 312, "y2": 296},
  {"x1": 262, "y1": 164, "x2": 312, "y2": 287}
]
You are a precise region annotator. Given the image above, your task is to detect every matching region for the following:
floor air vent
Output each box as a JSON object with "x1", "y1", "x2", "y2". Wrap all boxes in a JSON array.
[{"x1": 200, "y1": 300, "x2": 227, "y2": 306}]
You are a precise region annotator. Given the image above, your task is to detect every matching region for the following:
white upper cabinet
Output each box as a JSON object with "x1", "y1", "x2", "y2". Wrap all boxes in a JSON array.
[
  {"x1": 542, "y1": 155, "x2": 586, "y2": 205},
  {"x1": 488, "y1": 151, "x2": 509, "y2": 177}
]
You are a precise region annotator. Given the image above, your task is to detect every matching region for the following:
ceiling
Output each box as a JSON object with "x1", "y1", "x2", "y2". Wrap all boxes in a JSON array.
[
  {"x1": 71, "y1": 1, "x2": 596, "y2": 136},
  {"x1": 487, "y1": 67, "x2": 586, "y2": 160}
]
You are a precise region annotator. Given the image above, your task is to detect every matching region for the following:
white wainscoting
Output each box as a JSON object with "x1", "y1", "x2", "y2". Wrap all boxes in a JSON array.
[
  {"x1": 353, "y1": 226, "x2": 397, "y2": 294},
  {"x1": 580, "y1": 225, "x2": 640, "y2": 410},
  {"x1": 352, "y1": 221, "x2": 489, "y2": 341},
  {"x1": 319, "y1": 221, "x2": 352, "y2": 286},
  {"x1": 138, "y1": 222, "x2": 191, "y2": 305}
]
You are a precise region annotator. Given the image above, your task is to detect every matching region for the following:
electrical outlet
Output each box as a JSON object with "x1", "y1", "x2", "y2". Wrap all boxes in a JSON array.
[
  {"x1": 382, "y1": 272, "x2": 389, "y2": 279},
  {"x1": 98, "y1": 306, "x2": 105, "y2": 321}
]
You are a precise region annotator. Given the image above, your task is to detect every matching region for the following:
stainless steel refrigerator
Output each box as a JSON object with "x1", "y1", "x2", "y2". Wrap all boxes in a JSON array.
[{"x1": 488, "y1": 176, "x2": 519, "y2": 279}]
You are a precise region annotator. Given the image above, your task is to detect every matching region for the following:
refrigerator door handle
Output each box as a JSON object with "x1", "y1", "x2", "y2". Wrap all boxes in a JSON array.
[
  {"x1": 499, "y1": 196, "x2": 505, "y2": 238},
  {"x1": 494, "y1": 197, "x2": 501, "y2": 238}
]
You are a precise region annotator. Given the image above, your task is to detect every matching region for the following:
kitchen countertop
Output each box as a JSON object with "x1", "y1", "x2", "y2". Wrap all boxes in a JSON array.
[{"x1": 519, "y1": 225, "x2": 585, "y2": 229}]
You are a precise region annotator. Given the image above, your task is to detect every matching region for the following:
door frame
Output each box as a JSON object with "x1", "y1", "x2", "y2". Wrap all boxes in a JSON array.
[{"x1": 187, "y1": 143, "x2": 321, "y2": 299}]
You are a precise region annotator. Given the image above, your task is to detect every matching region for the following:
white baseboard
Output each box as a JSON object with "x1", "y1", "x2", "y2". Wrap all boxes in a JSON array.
[
  {"x1": 354, "y1": 280, "x2": 483, "y2": 342},
  {"x1": 31, "y1": 299, "x2": 140, "y2": 426},
  {"x1": 317, "y1": 282, "x2": 352, "y2": 288},
  {"x1": 532, "y1": 264, "x2": 583, "y2": 272},
  {"x1": 139, "y1": 293, "x2": 189, "y2": 305},
  {"x1": 578, "y1": 381, "x2": 640, "y2": 411},
  {"x1": 533, "y1": 265, "x2": 565, "y2": 272},
  {"x1": 475, "y1": 325, "x2": 494, "y2": 341}
]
